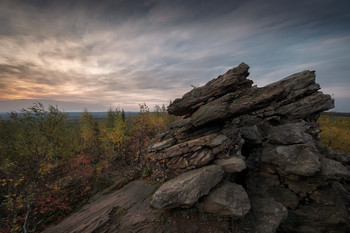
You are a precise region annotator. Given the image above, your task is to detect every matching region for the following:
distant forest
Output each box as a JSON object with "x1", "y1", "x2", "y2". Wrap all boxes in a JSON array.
[
  {"x1": 0, "y1": 111, "x2": 139, "y2": 121},
  {"x1": 325, "y1": 112, "x2": 350, "y2": 117}
]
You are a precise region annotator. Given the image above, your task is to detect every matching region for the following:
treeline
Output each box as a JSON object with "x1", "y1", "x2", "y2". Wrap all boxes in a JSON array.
[
  {"x1": 0, "y1": 103, "x2": 176, "y2": 233},
  {"x1": 318, "y1": 113, "x2": 350, "y2": 154},
  {"x1": 325, "y1": 112, "x2": 350, "y2": 118}
]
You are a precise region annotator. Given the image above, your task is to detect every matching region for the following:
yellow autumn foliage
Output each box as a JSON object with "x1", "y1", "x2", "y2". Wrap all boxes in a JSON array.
[{"x1": 318, "y1": 113, "x2": 350, "y2": 154}]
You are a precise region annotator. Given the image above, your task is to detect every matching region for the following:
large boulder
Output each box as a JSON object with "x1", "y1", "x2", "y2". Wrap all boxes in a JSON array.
[
  {"x1": 267, "y1": 123, "x2": 309, "y2": 145},
  {"x1": 320, "y1": 157, "x2": 350, "y2": 180},
  {"x1": 250, "y1": 197, "x2": 288, "y2": 233},
  {"x1": 267, "y1": 187, "x2": 299, "y2": 209},
  {"x1": 260, "y1": 144, "x2": 321, "y2": 176},
  {"x1": 151, "y1": 165, "x2": 224, "y2": 209},
  {"x1": 196, "y1": 181, "x2": 251, "y2": 218},
  {"x1": 278, "y1": 203, "x2": 350, "y2": 233}
]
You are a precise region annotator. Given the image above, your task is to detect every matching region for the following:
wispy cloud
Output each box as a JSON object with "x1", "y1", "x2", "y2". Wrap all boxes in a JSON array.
[{"x1": 0, "y1": 0, "x2": 349, "y2": 111}]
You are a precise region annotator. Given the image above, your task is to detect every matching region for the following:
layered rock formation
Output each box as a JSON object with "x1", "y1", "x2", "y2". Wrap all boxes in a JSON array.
[
  {"x1": 45, "y1": 63, "x2": 350, "y2": 233},
  {"x1": 150, "y1": 63, "x2": 350, "y2": 233}
]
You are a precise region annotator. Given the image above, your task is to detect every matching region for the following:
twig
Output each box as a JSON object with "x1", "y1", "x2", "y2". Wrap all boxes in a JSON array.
[
  {"x1": 33, "y1": 219, "x2": 43, "y2": 233},
  {"x1": 23, "y1": 205, "x2": 31, "y2": 233}
]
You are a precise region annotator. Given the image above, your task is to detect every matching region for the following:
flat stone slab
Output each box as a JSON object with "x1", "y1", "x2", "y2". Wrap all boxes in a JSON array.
[
  {"x1": 151, "y1": 165, "x2": 224, "y2": 209},
  {"x1": 43, "y1": 180, "x2": 157, "y2": 233}
]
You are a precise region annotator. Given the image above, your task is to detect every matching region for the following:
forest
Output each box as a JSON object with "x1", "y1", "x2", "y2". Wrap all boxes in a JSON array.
[
  {"x1": 0, "y1": 103, "x2": 177, "y2": 233},
  {"x1": 0, "y1": 104, "x2": 349, "y2": 233}
]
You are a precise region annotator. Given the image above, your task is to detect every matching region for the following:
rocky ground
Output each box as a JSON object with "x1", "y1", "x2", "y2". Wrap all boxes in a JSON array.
[{"x1": 44, "y1": 63, "x2": 350, "y2": 233}]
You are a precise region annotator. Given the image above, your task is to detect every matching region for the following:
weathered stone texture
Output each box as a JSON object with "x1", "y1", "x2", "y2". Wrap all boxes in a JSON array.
[
  {"x1": 196, "y1": 181, "x2": 251, "y2": 218},
  {"x1": 149, "y1": 63, "x2": 349, "y2": 233},
  {"x1": 150, "y1": 165, "x2": 224, "y2": 209},
  {"x1": 168, "y1": 62, "x2": 252, "y2": 116}
]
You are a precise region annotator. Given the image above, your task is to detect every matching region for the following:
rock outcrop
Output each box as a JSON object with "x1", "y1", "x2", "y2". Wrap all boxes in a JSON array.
[
  {"x1": 149, "y1": 62, "x2": 350, "y2": 233},
  {"x1": 46, "y1": 63, "x2": 349, "y2": 233}
]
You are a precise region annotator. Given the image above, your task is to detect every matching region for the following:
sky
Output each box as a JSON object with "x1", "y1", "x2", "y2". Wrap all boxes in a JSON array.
[{"x1": 0, "y1": 0, "x2": 349, "y2": 112}]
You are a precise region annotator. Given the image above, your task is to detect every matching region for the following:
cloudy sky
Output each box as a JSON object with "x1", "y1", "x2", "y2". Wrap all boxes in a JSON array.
[{"x1": 0, "y1": 0, "x2": 349, "y2": 112}]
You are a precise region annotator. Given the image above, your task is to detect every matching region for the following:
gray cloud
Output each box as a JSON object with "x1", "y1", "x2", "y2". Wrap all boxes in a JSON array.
[{"x1": 0, "y1": 0, "x2": 349, "y2": 112}]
